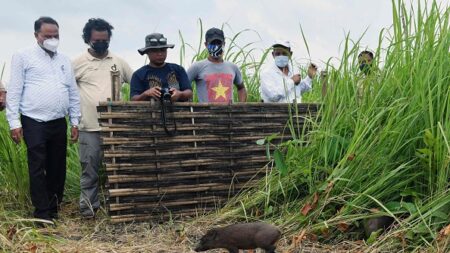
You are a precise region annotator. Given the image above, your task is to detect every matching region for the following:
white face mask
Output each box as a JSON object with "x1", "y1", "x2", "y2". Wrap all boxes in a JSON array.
[
  {"x1": 42, "y1": 38, "x2": 59, "y2": 52},
  {"x1": 274, "y1": 55, "x2": 289, "y2": 68}
]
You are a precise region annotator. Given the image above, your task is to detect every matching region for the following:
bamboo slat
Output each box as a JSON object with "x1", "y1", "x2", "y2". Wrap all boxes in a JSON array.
[{"x1": 98, "y1": 102, "x2": 319, "y2": 222}]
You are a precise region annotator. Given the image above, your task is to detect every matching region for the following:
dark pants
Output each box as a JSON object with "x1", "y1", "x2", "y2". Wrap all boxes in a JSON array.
[{"x1": 21, "y1": 115, "x2": 67, "y2": 219}]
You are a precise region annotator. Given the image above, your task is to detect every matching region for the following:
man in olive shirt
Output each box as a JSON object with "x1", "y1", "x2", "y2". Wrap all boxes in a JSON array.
[
  {"x1": 73, "y1": 18, "x2": 133, "y2": 218},
  {"x1": 0, "y1": 80, "x2": 5, "y2": 111}
]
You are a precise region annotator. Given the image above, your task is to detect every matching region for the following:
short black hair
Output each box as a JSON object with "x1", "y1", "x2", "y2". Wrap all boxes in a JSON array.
[
  {"x1": 358, "y1": 50, "x2": 374, "y2": 59},
  {"x1": 34, "y1": 16, "x2": 59, "y2": 33},
  {"x1": 82, "y1": 18, "x2": 114, "y2": 44}
]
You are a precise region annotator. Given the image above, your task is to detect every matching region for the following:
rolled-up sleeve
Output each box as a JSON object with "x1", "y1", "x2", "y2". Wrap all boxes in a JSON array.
[{"x1": 6, "y1": 53, "x2": 25, "y2": 130}]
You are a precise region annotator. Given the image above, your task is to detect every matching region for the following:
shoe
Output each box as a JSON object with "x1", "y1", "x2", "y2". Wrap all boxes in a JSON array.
[
  {"x1": 49, "y1": 212, "x2": 59, "y2": 220},
  {"x1": 34, "y1": 217, "x2": 55, "y2": 228},
  {"x1": 80, "y1": 209, "x2": 96, "y2": 219}
]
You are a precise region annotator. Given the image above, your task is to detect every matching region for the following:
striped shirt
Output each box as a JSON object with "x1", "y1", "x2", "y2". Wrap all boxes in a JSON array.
[{"x1": 6, "y1": 44, "x2": 81, "y2": 129}]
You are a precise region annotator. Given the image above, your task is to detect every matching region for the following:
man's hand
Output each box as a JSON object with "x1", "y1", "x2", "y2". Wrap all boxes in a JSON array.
[
  {"x1": 307, "y1": 64, "x2": 318, "y2": 79},
  {"x1": 169, "y1": 88, "x2": 181, "y2": 102},
  {"x1": 0, "y1": 91, "x2": 6, "y2": 111},
  {"x1": 70, "y1": 126, "x2": 79, "y2": 143},
  {"x1": 291, "y1": 74, "x2": 301, "y2": 85},
  {"x1": 143, "y1": 87, "x2": 161, "y2": 99},
  {"x1": 10, "y1": 127, "x2": 23, "y2": 144}
]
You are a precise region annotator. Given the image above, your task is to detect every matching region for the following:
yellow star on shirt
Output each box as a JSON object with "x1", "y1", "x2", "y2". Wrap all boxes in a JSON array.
[{"x1": 212, "y1": 80, "x2": 229, "y2": 100}]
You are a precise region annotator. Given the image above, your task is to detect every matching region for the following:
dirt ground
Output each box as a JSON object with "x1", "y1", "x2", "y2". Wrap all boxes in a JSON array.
[{"x1": 2, "y1": 202, "x2": 439, "y2": 253}]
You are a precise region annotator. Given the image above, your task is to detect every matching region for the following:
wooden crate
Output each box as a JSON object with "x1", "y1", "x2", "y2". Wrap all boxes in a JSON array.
[{"x1": 98, "y1": 101, "x2": 319, "y2": 223}]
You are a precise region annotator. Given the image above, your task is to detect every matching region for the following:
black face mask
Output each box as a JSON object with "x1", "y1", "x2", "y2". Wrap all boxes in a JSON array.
[
  {"x1": 90, "y1": 41, "x2": 109, "y2": 55},
  {"x1": 359, "y1": 63, "x2": 371, "y2": 75}
]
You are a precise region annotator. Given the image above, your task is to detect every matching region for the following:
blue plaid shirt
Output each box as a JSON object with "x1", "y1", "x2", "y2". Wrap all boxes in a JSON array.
[{"x1": 6, "y1": 45, "x2": 81, "y2": 129}]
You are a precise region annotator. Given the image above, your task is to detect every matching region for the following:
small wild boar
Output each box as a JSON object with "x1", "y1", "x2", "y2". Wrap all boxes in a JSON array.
[
  {"x1": 194, "y1": 222, "x2": 281, "y2": 253},
  {"x1": 363, "y1": 216, "x2": 394, "y2": 237}
]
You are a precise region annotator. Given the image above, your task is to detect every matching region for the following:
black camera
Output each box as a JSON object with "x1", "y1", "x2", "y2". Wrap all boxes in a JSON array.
[{"x1": 161, "y1": 87, "x2": 172, "y2": 101}]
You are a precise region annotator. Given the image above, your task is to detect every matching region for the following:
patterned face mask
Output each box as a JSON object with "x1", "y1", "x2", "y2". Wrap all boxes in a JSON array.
[{"x1": 207, "y1": 43, "x2": 223, "y2": 58}]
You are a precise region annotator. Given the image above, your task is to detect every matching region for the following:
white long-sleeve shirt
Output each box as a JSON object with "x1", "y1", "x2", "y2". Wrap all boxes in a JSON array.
[
  {"x1": 259, "y1": 62, "x2": 312, "y2": 103},
  {"x1": 6, "y1": 45, "x2": 81, "y2": 129}
]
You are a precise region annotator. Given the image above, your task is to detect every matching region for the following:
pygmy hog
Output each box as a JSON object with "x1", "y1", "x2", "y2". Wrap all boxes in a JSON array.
[
  {"x1": 195, "y1": 222, "x2": 281, "y2": 253},
  {"x1": 363, "y1": 216, "x2": 394, "y2": 238}
]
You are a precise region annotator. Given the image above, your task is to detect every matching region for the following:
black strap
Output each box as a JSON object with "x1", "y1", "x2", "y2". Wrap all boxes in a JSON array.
[{"x1": 160, "y1": 99, "x2": 177, "y2": 136}]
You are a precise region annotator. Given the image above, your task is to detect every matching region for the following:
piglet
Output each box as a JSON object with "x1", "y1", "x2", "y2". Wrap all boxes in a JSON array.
[
  {"x1": 195, "y1": 222, "x2": 281, "y2": 253},
  {"x1": 363, "y1": 216, "x2": 394, "y2": 238}
]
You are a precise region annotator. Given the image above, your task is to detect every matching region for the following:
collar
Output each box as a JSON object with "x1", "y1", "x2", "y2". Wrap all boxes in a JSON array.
[
  {"x1": 35, "y1": 44, "x2": 58, "y2": 57},
  {"x1": 85, "y1": 49, "x2": 113, "y2": 61}
]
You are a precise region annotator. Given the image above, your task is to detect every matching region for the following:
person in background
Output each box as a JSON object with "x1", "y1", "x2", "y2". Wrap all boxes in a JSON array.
[
  {"x1": 356, "y1": 50, "x2": 376, "y2": 99},
  {"x1": 187, "y1": 27, "x2": 247, "y2": 103},
  {"x1": 6, "y1": 16, "x2": 81, "y2": 223},
  {"x1": 73, "y1": 18, "x2": 133, "y2": 219},
  {"x1": 0, "y1": 80, "x2": 6, "y2": 111},
  {"x1": 259, "y1": 40, "x2": 317, "y2": 103},
  {"x1": 358, "y1": 50, "x2": 374, "y2": 76},
  {"x1": 321, "y1": 50, "x2": 376, "y2": 99},
  {"x1": 131, "y1": 33, "x2": 192, "y2": 102}
]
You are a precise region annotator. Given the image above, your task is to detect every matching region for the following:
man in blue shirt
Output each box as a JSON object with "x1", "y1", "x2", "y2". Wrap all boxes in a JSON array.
[
  {"x1": 6, "y1": 17, "x2": 81, "y2": 223},
  {"x1": 130, "y1": 33, "x2": 192, "y2": 101}
]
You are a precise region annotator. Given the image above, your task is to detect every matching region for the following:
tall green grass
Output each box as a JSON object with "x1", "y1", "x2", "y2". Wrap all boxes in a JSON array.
[
  {"x1": 0, "y1": 113, "x2": 82, "y2": 205},
  {"x1": 219, "y1": 0, "x2": 449, "y2": 251}
]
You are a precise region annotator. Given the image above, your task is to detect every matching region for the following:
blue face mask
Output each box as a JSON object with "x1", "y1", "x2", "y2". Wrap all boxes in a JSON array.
[
  {"x1": 207, "y1": 43, "x2": 223, "y2": 58},
  {"x1": 274, "y1": 55, "x2": 289, "y2": 68}
]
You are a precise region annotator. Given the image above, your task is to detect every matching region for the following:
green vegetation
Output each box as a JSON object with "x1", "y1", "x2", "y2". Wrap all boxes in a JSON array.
[{"x1": 219, "y1": 0, "x2": 450, "y2": 251}]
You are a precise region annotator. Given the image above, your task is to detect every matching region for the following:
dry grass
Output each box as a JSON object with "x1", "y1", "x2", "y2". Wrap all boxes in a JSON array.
[{"x1": 4, "y1": 201, "x2": 447, "y2": 253}]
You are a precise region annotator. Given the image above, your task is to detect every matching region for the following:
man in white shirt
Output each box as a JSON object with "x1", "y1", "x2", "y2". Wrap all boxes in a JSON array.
[
  {"x1": 6, "y1": 17, "x2": 81, "y2": 222},
  {"x1": 260, "y1": 40, "x2": 317, "y2": 103}
]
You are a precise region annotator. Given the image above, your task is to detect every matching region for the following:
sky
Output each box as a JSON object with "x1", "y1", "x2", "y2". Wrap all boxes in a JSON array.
[{"x1": 0, "y1": 0, "x2": 448, "y2": 85}]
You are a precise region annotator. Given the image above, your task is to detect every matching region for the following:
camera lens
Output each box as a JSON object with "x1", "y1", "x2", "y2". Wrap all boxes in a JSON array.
[{"x1": 161, "y1": 88, "x2": 171, "y2": 101}]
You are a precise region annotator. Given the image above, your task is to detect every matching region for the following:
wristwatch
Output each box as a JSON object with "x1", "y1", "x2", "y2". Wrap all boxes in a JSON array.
[{"x1": 71, "y1": 125, "x2": 79, "y2": 129}]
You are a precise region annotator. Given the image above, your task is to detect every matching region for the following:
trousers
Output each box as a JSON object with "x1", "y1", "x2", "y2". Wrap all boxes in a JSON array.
[
  {"x1": 78, "y1": 131, "x2": 102, "y2": 213},
  {"x1": 21, "y1": 115, "x2": 67, "y2": 219}
]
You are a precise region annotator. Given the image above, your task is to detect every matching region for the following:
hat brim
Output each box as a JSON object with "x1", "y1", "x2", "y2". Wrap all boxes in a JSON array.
[
  {"x1": 206, "y1": 35, "x2": 224, "y2": 44},
  {"x1": 138, "y1": 44, "x2": 175, "y2": 55}
]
